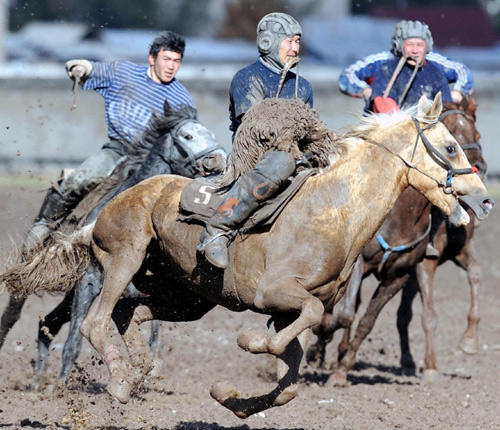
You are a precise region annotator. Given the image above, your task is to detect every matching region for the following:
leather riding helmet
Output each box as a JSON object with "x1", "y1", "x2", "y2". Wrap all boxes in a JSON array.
[
  {"x1": 257, "y1": 12, "x2": 302, "y2": 70},
  {"x1": 391, "y1": 20, "x2": 434, "y2": 56}
]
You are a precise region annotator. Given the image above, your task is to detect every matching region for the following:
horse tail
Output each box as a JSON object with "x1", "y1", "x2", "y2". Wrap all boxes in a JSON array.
[{"x1": 0, "y1": 223, "x2": 95, "y2": 298}]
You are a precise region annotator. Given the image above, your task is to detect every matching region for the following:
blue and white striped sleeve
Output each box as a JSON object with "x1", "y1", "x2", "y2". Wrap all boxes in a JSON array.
[
  {"x1": 338, "y1": 51, "x2": 393, "y2": 96},
  {"x1": 426, "y1": 52, "x2": 474, "y2": 95}
]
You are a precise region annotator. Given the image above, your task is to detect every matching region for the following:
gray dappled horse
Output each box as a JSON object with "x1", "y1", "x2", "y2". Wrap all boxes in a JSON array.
[{"x1": 0, "y1": 101, "x2": 226, "y2": 387}]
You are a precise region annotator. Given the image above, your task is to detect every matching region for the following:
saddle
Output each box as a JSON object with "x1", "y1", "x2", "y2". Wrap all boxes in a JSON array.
[{"x1": 178, "y1": 169, "x2": 317, "y2": 233}]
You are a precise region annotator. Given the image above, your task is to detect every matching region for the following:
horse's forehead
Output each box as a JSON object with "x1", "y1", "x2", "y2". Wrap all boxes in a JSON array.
[
  {"x1": 176, "y1": 120, "x2": 206, "y2": 134},
  {"x1": 432, "y1": 122, "x2": 455, "y2": 141}
]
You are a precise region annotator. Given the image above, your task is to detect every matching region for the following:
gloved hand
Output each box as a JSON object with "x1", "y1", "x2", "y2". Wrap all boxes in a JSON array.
[
  {"x1": 65, "y1": 59, "x2": 92, "y2": 81},
  {"x1": 451, "y1": 90, "x2": 464, "y2": 103},
  {"x1": 373, "y1": 96, "x2": 400, "y2": 114},
  {"x1": 361, "y1": 87, "x2": 372, "y2": 101}
]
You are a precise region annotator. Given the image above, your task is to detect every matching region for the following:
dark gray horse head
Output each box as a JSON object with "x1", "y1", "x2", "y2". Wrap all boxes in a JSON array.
[
  {"x1": 88, "y1": 102, "x2": 227, "y2": 223},
  {"x1": 123, "y1": 100, "x2": 227, "y2": 179}
]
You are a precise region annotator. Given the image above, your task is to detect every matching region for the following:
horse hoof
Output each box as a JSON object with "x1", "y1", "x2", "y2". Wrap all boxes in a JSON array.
[
  {"x1": 331, "y1": 370, "x2": 349, "y2": 387},
  {"x1": 460, "y1": 336, "x2": 479, "y2": 355},
  {"x1": 107, "y1": 376, "x2": 132, "y2": 404},
  {"x1": 210, "y1": 381, "x2": 241, "y2": 404},
  {"x1": 421, "y1": 369, "x2": 440, "y2": 384},
  {"x1": 237, "y1": 331, "x2": 270, "y2": 354},
  {"x1": 148, "y1": 358, "x2": 164, "y2": 378},
  {"x1": 274, "y1": 384, "x2": 298, "y2": 407}
]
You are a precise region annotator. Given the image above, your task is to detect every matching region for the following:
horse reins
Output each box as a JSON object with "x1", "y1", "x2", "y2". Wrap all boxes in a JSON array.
[{"x1": 375, "y1": 214, "x2": 432, "y2": 274}]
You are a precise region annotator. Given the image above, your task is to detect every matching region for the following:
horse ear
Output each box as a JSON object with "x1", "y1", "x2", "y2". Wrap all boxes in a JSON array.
[
  {"x1": 163, "y1": 99, "x2": 172, "y2": 115},
  {"x1": 467, "y1": 97, "x2": 478, "y2": 117},
  {"x1": 417, "y1": 92, "x2": 442, "y2": 120},
  {"x1": 416, "y1": 94, "x2": 432, "y2": 119}
]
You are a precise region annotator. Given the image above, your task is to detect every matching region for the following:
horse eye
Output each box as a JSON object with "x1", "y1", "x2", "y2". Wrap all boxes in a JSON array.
[
  {"x1": 184, "y1": 134, "x2": 193, "y2": 140},
  {"x1": 446, "y1": 145, "x2": 456, "y2": 155}
]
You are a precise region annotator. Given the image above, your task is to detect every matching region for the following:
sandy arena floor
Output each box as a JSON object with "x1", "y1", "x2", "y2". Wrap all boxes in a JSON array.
[{"x1": 0, "y1": 176, "x2": 499, "y2": 430}]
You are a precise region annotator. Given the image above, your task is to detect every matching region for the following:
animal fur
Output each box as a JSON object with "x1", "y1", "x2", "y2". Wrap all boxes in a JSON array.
[{"x1": 219, "y1": 98, "x2": 338, "y2": 186}]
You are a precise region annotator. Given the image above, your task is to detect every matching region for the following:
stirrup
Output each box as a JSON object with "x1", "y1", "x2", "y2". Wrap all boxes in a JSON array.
[{"x1": 197, "y1": 230, "x2": 232, "y2": 252}]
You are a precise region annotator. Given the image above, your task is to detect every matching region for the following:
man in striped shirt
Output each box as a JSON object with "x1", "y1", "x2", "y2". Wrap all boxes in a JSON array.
[{"x1": 24, "y1": 31, "x2": 194, "y2": 249}]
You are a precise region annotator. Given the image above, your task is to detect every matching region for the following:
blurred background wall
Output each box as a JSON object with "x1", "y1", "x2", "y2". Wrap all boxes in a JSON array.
[{"x1": 1, "y1": 0, "x2": 500, "y2": 176}]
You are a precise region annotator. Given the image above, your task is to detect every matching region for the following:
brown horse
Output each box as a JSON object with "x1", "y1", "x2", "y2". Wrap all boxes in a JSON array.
[
  {"x1": 13, "y1": 94, "x2": 493, "y2": 418},
  {"x1": 306, "y1": 96, "x2": 487, "y2": 384},
  {"x1": 397, "y1": 96, "x2": 486, "y2": 379}
]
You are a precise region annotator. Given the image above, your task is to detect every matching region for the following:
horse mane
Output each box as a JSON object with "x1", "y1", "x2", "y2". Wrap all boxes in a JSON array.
[
  {"x1": 119, "y1": 103, "x2": 198, "y2": 173},
  {"x1": 339, "y1": 99, "x2": 441, "y2": 143}
]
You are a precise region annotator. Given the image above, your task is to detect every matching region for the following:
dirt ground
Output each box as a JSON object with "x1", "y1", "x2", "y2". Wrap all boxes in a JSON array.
[{"x1": 1, "y1": 175, "x2": 500, "y2": 430}]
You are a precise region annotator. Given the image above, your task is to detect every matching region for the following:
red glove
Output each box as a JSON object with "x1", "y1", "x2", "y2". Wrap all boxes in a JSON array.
[{"x1": 373, "y1": 96, "x2": 400, "y2": 114}]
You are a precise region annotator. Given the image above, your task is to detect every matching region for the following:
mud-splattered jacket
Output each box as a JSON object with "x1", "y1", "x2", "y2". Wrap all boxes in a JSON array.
[
  {"x1": 370, "y1": 57, "x2": 452, "y2": 110},
  {"x1": 229, "y1": 58, "x2": 313, "y2": 137}
]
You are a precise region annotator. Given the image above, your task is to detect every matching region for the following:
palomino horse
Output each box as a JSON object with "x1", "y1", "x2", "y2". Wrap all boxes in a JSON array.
[
  {"x1": 306, "y1": 96, "x2": 487, "y2": 384},
  {"x1": 0, "y1": 101, "x2": 225, "y2": 386},
  {"x1": 14, "y1": 94, "x2": 493, "y2": 418}
]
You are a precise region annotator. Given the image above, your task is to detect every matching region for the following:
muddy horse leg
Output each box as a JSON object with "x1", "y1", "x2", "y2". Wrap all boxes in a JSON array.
[
  {"x1": 396, "y1": 268, "x2": 419, "y2": 374},
  {"x1": 0, "y1": 294, "x2": 27, "y2": 350},
  {"x1": 80, "y1": 253, "x2": 145, "y2": 404},
  {"x1": 416, "y1": 258, "x2": 440, "y2": 383},
  {"x1": 148, "y1": 320, "x2": 163, "y2": 377},
  {"x1": 59, "y1": 263, "x2": 102, "y2": 380},
  {"x1": 108, "y1": 283, "x2": 218, "y2": 403},
  {"x1": 307, "y1": 256, "x2": 363, "y2": 368},
  {"x1": 211, "y1": 315, "x2": 310, "y2": 419},
  {"x1": 33, "y1": 289, "x2": 74, "y2": 388},
  {"x1": 109, "y1": 299, "x2": 155, "y2": 403},
  {"x1": 456, "y1": 237, "x2": 481, "y2": 355},
  {"x1": 237, "y1": 274, "x2": 324, "y2": 357},
  {"x1": 333, "y1": 275, "x2": 409, "y2": 386}
]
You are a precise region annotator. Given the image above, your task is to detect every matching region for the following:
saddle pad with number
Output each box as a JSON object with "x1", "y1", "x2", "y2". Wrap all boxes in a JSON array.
[{"x1": 178, "y1": 169, "x2": 317, "y2": 232}]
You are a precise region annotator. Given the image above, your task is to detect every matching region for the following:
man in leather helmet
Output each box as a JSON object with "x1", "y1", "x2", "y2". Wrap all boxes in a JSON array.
[
  {"x1": 339, "y1": 20, "x2": 472, "y2": 112},
  {"x1": 198, "y1": 12, "x2": 314, "y2": 269},
  {"x1": 228, "y1": 12, "x2": 313, "y2": 137}
]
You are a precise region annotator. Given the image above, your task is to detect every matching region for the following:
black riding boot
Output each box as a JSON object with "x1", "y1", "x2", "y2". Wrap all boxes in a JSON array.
[
  {"x1": 23, "y1": 187, "x2": 79, "y2": 252},
  {"x1": 198, "y1": 151, "x2": 296, "y2": 269}
]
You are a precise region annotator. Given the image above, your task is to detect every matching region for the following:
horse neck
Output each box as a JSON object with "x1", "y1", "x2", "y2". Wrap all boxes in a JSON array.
[{"x1": 304, "y1": 123, "x2": 417, "y2": 250}]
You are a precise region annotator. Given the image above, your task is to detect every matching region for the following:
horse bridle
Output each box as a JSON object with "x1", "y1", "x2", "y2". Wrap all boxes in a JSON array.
[
  {"x1": 151, "y1": 119, "x2": 225, "y2": 174},
  {"x1": 410, "y1": 118, "x2": 478, "y2": 195},
  {"x1": 366, "y1": 117, "x2": 478, "y2": 197},
  {"x1": 438, "y1": 109, "x2": 483, "y2": 154}
]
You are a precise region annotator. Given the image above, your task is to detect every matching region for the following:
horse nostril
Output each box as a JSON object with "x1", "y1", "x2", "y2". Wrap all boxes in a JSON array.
[{"x1": 483, "y1": 198, "x2": 495, "y2": 211}]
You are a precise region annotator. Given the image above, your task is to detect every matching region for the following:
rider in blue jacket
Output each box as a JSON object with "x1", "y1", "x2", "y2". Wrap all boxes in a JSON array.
[
  {"x1": 198, "y1": 12, "x2": 313, "y2": 269},
  {"x1": 342, "y1": 20, "x2": 465, "y2": 258},
  {"x1": 339, "y1": 24, "x2": 474, "y2": 110}
]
